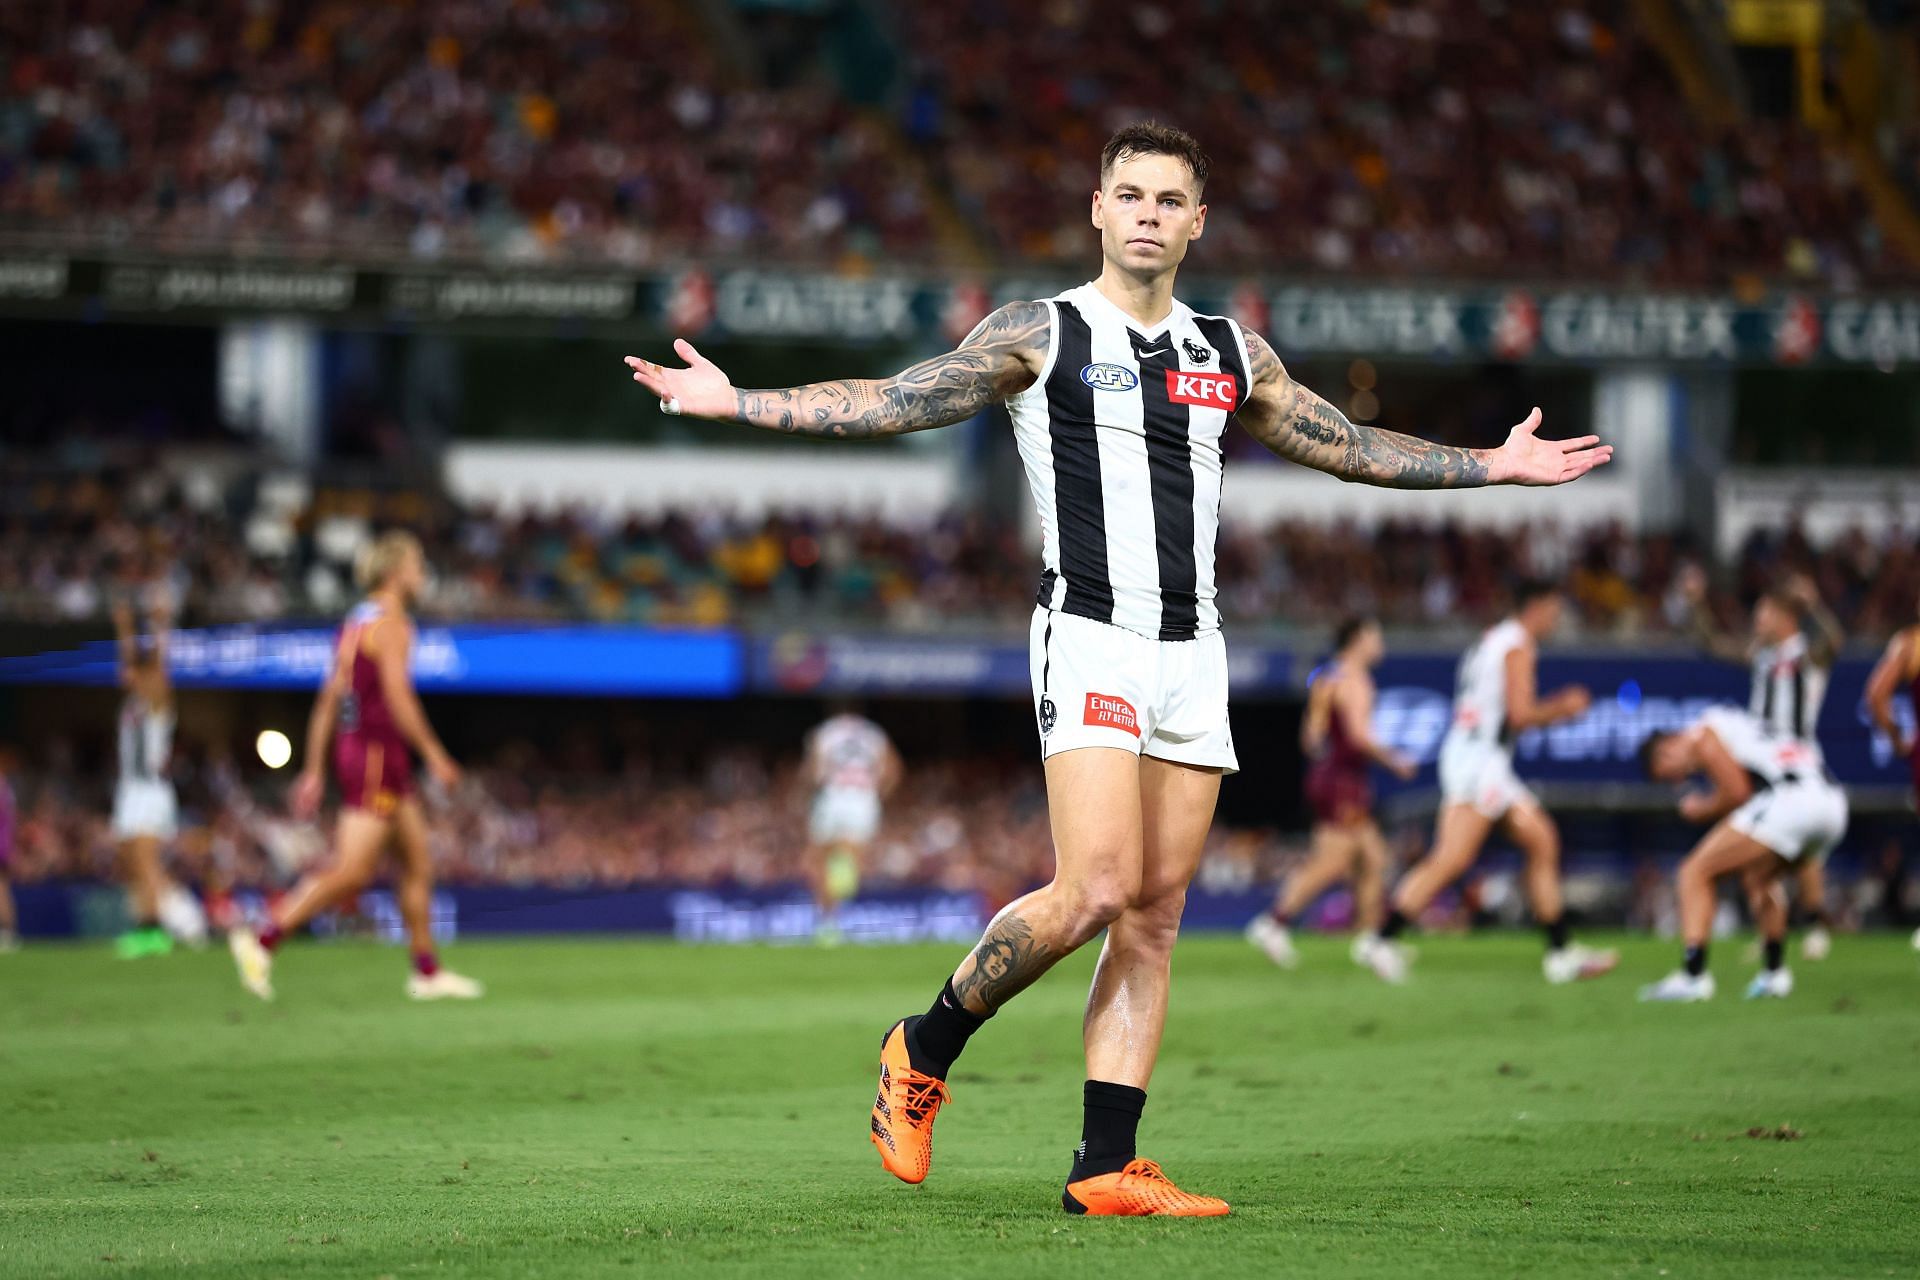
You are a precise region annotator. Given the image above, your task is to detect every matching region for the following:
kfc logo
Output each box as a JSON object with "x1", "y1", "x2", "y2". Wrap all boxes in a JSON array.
[
  {"x1": 1084, "y1": 693, "x2": 1141, "y2": 736},
  {"x1": 1165, "y1": 370, "x2": 1237, "y2": 409}
]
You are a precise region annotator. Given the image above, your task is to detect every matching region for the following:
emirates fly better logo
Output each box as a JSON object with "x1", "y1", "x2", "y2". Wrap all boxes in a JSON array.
[{"x1": 1084, "y1": 692, "x2": 1141, "y2": 736}]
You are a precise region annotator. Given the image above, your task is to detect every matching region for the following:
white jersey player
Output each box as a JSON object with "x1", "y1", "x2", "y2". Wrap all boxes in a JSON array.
[
  {"x1": 626, "y1": 121, "x2": 1612, "y2": 1215},
  {"x1": 1685, "y1": 568, "x2": 1843, "y2": 958},
  {"x1": 1365, "y1": 581, "x2": 1617, "y2": 985},
  {"x1": 110, "y1": 596, "x2": 180, "y2": 958},
  {"x1": 1638, "y1": 706, "x2": 1847, "y2": 1002},
  {"x1": 803, "y1": 711, "x2": 901, "y2": 940}
]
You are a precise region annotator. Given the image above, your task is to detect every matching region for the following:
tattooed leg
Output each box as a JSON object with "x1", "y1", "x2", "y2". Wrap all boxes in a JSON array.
[{"x1": 944, "y1": 747, "x2": 1147, "y2": 1017}]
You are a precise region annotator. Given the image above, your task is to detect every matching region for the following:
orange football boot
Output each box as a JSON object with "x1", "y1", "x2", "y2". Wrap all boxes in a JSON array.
[
  {"x1": 1063, "y1": 1158, "x2": 1231, "y2": 1217},
  {"x1": 869, "y1": 1017, "x2": 950, "y2": 1184}
]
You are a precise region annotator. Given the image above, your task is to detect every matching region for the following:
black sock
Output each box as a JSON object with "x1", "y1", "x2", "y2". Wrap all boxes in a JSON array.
[
  {"x1": 1379, "y1": 907, "x2": 1409, "y2": 940},
  {"x1": 1072, "y1": 1080, "x2": 1146, "y2": 1178},
  {"x1": 1683, "y1": 944, "x2": 1708, "y2": 978},
  {"x1": 1763, "y1": 938, "x2": 1785, "y2": 972},
  {"x1": 905, "y1": 979, "x2": 985, "y2": 1079},
  {"x1": 1270, "y1": 905, "x2": 1294, "y2": 927},
  {"x1": 1544, "y1": 917, "x2": 1570, "y2": 952}
]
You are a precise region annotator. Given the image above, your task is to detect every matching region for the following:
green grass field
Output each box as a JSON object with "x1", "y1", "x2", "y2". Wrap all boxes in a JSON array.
[{"x1": 3, "y1": 932, "x2": 1918, "y2": 1278}]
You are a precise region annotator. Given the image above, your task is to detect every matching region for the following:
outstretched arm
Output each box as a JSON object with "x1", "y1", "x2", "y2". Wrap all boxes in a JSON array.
[
  {"x1": 1235, "y1": 330, "x2": 1611, "y2": 488},
  {"x1": 625, "y1": 302, "x2": 1050, "y2": 440},
  {"x1": 1786, "y1": 572, "x2": 1844, "y2": 667}
]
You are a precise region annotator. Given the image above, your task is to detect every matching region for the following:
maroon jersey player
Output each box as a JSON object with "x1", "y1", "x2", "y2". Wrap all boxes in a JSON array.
[
  {"x1": 229, "y1": 532, "x2": 480, "y2": 1001},
  {"x1": 1247, "y1": 617, "x2": 1414, "y2": 969}
]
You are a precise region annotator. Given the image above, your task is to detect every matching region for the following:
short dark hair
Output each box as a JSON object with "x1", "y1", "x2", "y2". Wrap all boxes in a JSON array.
[
  {"x1": 1514, "y1": 578, "x2": 1563, "y2": 609},
  {"x1": 1333, "y1": 615, "x2": 1376, "y2": 652},
  {"x1": 1638, "y1": 730, "x2": 1676, "y2": 778},
  {"x1": 1100, "y1": 122, "x2": 1210, "y2": 192}
]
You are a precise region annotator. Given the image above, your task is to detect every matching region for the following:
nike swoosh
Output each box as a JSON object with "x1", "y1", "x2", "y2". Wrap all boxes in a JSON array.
[{"x1": 1136, "y1": 348, "x2": 1167, "y2": 358}]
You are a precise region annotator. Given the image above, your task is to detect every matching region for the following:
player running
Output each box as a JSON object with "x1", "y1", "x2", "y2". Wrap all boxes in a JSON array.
[
  {"x1": 802, "y1": 707, "x2": 902, "y2": 944},
  {"x1": 1364, "y1": 582, "x2": 1618, "y2": 985},
  {"x1": 1637, "y1": 706, "x2": 1847, "y2": 1001},
  {"x1": 1686, "y1": 568, "x2": 1842, "y2": 958},
  {"x1": 229, "y1": 532, "x2": 480, "y2": 1002},
  {"x1": 625, "y1": 122, "x2": 1610, "y2": 1216},
  {"x1": 110, "y1": 595, "x2": 180, "y2": 959},
  {"x1": 1247, "y1": 617, "x2": 1414, "y2": 969},
  {"x1": 1865, "y1": 594, "x2": 1920, "y2": 804}
]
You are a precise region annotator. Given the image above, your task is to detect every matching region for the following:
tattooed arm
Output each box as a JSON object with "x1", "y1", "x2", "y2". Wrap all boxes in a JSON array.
[
  {"x1": 1235, "y1": 329, "x2": 1612, "y2": 488},
  {"x1": 624, "y1": 301, "x2": 1050, "y2": 439}
]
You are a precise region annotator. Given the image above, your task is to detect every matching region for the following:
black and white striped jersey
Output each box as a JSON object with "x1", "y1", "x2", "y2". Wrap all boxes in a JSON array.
[
  {"x1": 1007, "y1": 282, "x2": 1252, "y2": 642},
  {"x1": 1749, "y1": 632, "x2": 1828, "y2": 745}
]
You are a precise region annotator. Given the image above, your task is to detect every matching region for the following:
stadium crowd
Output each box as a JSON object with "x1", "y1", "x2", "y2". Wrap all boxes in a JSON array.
[
  {"x1": 0, "y1": 0, "x2": 1905, "y2": 286},
  {"x1": 903, "y1": 0, "x2": 1890, "y2": 287},
  {"x1": 4, "y1": 463, "x2": 1919, "y2": 640},
  {"x1": 0, "y1": 0, "x2": 929, "y2": 266}
]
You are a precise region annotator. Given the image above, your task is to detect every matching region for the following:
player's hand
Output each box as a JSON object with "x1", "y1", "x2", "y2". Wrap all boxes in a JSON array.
[
  {"x1": 624, "y1": 340, "x2": 736, "y2": 420},
  {"x1": 1488, "y1": 408, "x2": 1611, "y2": 486},
  {"x1": 1386, "y1": 752, "x2": 1419, "y2": 781},
  {"x1": 427, "y1": 752, "x2": 462, "y2": 790},
  {"x1": 1679, "y1": 792, "x2": 1717, "y2": 823},
  {"x1": 1784, "y1": 572, "x2": 1821, "y2": 608},
  {"x1": 1557, "y1": 685, "x2": 1593, "y2": 718},
  {"x1": 290, "y1": 769, "x2": 324, "y2": 819}
]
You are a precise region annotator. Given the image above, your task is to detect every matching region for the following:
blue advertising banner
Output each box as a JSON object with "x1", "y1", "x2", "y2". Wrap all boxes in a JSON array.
[
  {"x1": 1365, "y1": 653, "x2": 1911, "y2": 790},
  {"x1": 0, "y1": 624, "x2": 745, "y2": 697}
]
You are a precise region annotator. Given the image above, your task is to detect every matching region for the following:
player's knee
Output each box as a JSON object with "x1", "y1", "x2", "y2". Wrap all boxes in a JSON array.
[
  {"x1": 1118, "y1": 889, "x2": 1187, "y2": 955},
  {"x1": 1058, "y1": 876, "x2": 1136, "y2": 933}
]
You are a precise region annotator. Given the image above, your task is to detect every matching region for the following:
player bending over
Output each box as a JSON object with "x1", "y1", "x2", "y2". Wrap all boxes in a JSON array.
[
  {"x1": 1638, "y1": 706, "x2": 1847, "y2": 1001},
  {"x1": 110, "y1": 594, "x2": 182, "y2": 959},
  {"x1": 1364, "y1": 581, "x2": 1617, "y2": 985},
  {"x1": 229, "y1": 533, "x2": 480, "y2": 1002},
  {"x1": 1247, "y1": 617, "x2": 1414, "y2": 969},
  {"x1": 627, "y1": 122, "x2": 1609, "y2": 1216},
  {"x1": 1686, "y1": 568, "x2": 1842, "y2": 958},
  {"x1": 802, "y1": 706, "x2": 902, "y2": 944}
]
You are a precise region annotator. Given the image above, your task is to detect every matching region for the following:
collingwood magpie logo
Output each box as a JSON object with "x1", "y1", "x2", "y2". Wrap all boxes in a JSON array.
[
  {"x1": 1182, "y1": 337, "x2": 1212, "y2": 364},
  {"x1": 1038, "y1": 696, "x2": 1058, "y2": 736}
]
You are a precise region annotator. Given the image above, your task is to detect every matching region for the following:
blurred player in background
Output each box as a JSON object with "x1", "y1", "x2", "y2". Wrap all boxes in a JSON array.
[
  {"x1": 1637, "y1": 706, "x2": 1847, "y2": 1001},
  {"x1": 1247, "y1": 617, "x2": 1414, "y2": 969},
  {"x1": 1686, "y1": 567, "x2": 1841, "y2": 958},
  {"x1": 1864, "y1": 596, "x2": 1920, "y2": 812},
  {"x1": 628, "y1": 122, "x2": 1610, "y2": 1216},
  {"x1": 110, "y1": 595, "x2": 179, "y2": 958},
  {"x1": 229, "y1": 532, "x2": 480, "y2": 1002},
  {"x1": 803, "y1": 706, "x2": 902, "y2": 944},
  {"x1": 1366, "y1": 582, "x2": 1618, "y2": 985},
  {"x1": 0, "y1": 749, "x2": 17, "y2": 952}
]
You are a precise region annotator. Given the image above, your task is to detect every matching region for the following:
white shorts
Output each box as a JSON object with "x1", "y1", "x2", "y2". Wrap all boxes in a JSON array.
[
  {"x1": 1438, "y1": 734, "x2": 1537, "y2": 821},
  {"x1": 1029, "y1": 607, "x2": 1238, "y2": 774},
  {"x1": 809, "y1": 786, "x2": 881, "y2": 845},
  {"x1": 1729, "y1": 781, "x2": 1848, "y2": 864},
  {"x1": 112, "y1": 779, "x2": 178, "y2": 841}
]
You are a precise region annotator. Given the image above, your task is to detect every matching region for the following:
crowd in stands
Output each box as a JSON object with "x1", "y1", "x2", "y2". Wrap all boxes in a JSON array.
[
  {"x1": 902, "y1": 0, "x2": 1891, "y2": 287},
  {"x1": 1, "y1": 0, "x2": 1906, "y2": 286},
  {"x1": 0, "y1": 0, "x2": 929, "y2": 266},
  {"x1": 4, "y1": 460, "x2": 1918, "y2": 641}
]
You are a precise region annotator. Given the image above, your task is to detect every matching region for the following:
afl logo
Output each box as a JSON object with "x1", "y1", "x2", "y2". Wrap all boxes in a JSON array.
[{"x1": 1080, "y1": 362, "x2": 1139, "y2": 392}]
